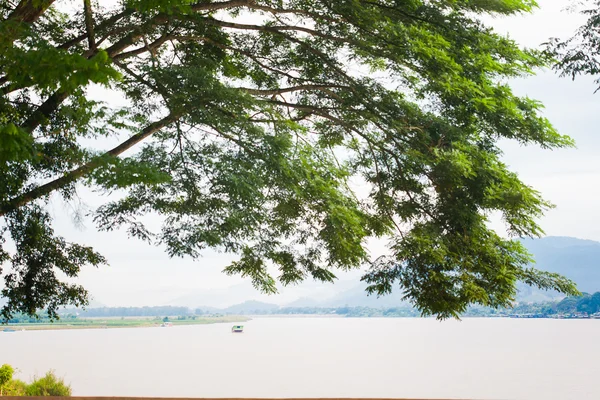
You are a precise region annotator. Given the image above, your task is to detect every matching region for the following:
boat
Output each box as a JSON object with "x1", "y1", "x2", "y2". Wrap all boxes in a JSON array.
[
  {"x1": 231, "y1": 325, "x2": 244, "y2": 333},
  {"x1": 3, "y1": 328, "x2": 16, "y2": 332},
  {"x1": 160, "y1": 322, "x2": 173, "y2": 327}
]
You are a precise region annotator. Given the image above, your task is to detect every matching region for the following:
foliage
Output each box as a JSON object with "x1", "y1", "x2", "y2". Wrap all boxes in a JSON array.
[
  {"x1": 3, "y1": 314, "x2": 248, "y2": 329},
  {"x1": 0, "y1": 366, "x2": 71, "y2": 397},
  {"x1": 554, "y1": 292, "x2": 600, "y2": 314},
  {"x1": 463, "y1": 291, "x2": 600, "y2": 317},
  {"x1": 1, "y1": 379, "x2": 27, "y2": 396},
  {"x1": 25, "y1": 371, "x2": 71, "y2": 397},
  {"x1": 547, "y1": 0, "x2": 600, "y2": 91},
  {"x1": 4, "y1": 312, "x2": 63, "y2": 324},
  {"x1": 0, "y1": 0, "x2": 579, "y2": 320},
  {"x1": 75, "y1": 306, "x2": 190, "y2": 318},
  {"x1": 0, "y1": 364, "x2": 14, "y2": 396}
]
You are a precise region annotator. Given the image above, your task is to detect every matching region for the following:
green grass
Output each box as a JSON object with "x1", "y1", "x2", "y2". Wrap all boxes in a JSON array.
[{"x1": 7, "y1": 315, "x2": 250, "y2": 331}]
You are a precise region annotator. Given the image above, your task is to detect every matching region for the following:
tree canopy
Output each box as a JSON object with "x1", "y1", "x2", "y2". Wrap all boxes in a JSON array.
[{"x1": 0, "y1": 0, "x2": 579, "y2": 320}]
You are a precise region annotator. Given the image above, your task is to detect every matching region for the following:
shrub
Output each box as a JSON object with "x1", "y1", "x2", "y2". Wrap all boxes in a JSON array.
[
  {"x1": 0, "y1": 364, "x2": 15, "y2": 396},
  {"x1": 25, "y1": 371, "x2": 72, "y2": 396},
  {"x1": 2, "y1": 379, "x2": 28, "y2": 396}
]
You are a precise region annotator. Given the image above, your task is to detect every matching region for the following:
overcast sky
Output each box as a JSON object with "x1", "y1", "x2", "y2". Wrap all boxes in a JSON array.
[{"x1": 9, "y1": 0, "x2": 600, "y2": 307}]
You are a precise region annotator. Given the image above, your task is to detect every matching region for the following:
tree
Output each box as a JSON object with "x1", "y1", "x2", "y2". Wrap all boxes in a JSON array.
[
  {"x1": 0, "y1": 364, "x2": 15, "y2": 396},
  {"x1": 548, "y1": 0, "x2": 600, "y2": 91},
  {"x1": 0, "y1": 0, "x2": 579, "y2": 320}
]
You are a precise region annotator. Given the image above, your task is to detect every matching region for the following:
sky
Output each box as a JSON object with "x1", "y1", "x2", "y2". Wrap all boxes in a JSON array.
[
  {"x1": 484, "y1": 2, "x2": 600, "y2": 240},
  {"x1": 6, "y1": 0, "x2": 600, "y2": 307}
]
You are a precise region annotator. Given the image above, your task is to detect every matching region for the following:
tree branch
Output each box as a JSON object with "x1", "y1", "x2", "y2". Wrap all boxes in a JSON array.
[
  {"x1": 0, "y1": 114, "x2": 180, "y2": 216},
  {"x1": 203, "y1": 18, "x2": 351, "y2": 45},
  {"x1": 83, "y1": 0, "x2": 96, "y2": 50},
  {"x1": 240, "y1": 84, "x2": 350, "y2": 96},
  {"x1": 18, "y1": 19, "x2": 169, "y2": 133},
  {"x1": 245, "y1": 4, "x2": 339, "y2": 24},
  {"x1": 21, "y1": 90, "x2": 70, "y2": 133},
  {"x1": 57, "y1": 9, "x2": 135, "y2": 50},
  {"x1": 55, "y1": 0, "x2": 251, "y2": 52},
  {"x1": 191, "y1": 0, "x2": 256, "y2": 12},
  {"x1": 5, "y1": 0, "x2": 55, "y2": 23},
  {"x1": 112, "y1": 33, "x2": 172, "y2": 61}
]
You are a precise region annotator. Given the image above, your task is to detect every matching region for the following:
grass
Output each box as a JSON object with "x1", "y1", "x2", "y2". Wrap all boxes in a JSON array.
[{"x1": 5, "y1": 315, "x2": 250, "y2": 331}]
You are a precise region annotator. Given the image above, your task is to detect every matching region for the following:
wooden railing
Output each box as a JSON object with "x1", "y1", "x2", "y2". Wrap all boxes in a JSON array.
[{"x1": 1, "y1": 398, "x2": 469, "y2": 400}]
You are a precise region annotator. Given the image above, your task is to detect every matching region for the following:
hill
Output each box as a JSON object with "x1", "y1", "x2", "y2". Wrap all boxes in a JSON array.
[
  {"x1": 222, "y1": 300, "x2": 280, "y2": 314},
  {"x1": 303, "y1": 236, "x2": 600, "y2": 307},
  {"x1": 521, "y1": 236, "x2": 600, "y2": 294},
  {"x1": 167, "y1": 282, "x2": 265, "y2": 308},
  {"x1": 316, "y1": 282, "x2": 409, "y2": 308},
  {"x1": 70, "y1": 236, "x2": 600, "y2": 311}
]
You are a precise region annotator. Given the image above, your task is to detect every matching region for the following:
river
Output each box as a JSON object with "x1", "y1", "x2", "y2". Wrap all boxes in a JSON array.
[{"x1": 1, "y1": 317, "x2": 599, "y2": 399}]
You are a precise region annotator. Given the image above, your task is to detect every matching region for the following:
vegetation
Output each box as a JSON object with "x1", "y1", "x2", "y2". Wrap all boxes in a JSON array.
[
  {"x1": 0, "y1": 365, "x2": 70, "y2": 397},
  {"x1": 1, "y1": 378, "x2": 28, "y2": 397},
  {"x1": 549, "y1": 0, "x2": 600, "y2": 91},
  {"x1": 24, "y1": 372, "x2": 71, "y2": 397},
  {"x1": 77, "y1": 306, "x2": 191, "y2": 317},
  {"x1": 6, "y1": 296, "x2": 600, "y2": 322},
  {"x1": 553, "y1": 292, "x2": 600, "y2": 315},
  {"x1": 461, "y1": 291, "x2": 600, "y2": 317},
  {"x1": 0, "y1": 365, "x2": 13, "y2": 396},
  {"x1": 225, "y1": 293, "x2": 600, "y2": 318},
  {"x1": 0, "y1": 0, "x2": 579, "y2": 321},
  {"x1": 5, "y1": 314, "x2": 249, "y2": 330}
]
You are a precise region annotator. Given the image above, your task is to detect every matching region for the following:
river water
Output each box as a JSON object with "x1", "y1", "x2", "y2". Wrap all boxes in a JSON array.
[{"x1": 1, "y1": 317, "x2": 599, "y2": 399}]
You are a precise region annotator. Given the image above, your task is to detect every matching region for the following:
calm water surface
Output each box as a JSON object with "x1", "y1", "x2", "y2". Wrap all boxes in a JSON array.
[{"x1": 1, "y1": 317, "x2": 599, "y2": 399}]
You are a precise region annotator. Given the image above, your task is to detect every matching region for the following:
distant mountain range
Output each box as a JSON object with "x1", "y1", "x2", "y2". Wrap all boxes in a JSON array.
[
  {"x1": 520, "y1": 236, "x2": 600, "y2": 294},
  {"x1": 221, "y1": 300, "x2": 280, "y2": 314},
  {"x1": 3, "y1": 236, "x2": 599, "y2": 313},
  {"x1": 183, "y1": 236, "x2": 600, "y2": 311},
  {"x1": 287, "y1": 281, "x2": 412, "y2": 308}
]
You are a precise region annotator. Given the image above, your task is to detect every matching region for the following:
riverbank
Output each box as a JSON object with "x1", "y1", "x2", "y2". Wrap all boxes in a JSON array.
[{"x1": 3, "y1": 315, "x2": 250, "y2": 331}]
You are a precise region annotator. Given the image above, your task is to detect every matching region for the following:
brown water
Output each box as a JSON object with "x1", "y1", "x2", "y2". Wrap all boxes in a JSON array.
[{"x1": 1, "y1": 317, "x2": 599, "y2": 399}]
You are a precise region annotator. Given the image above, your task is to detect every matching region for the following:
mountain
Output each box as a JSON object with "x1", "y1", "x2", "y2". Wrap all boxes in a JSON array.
[
  {"x1": 1, "y1": 236, "x2": 594, "y2": 314},
  {"x1": 318, "y1": 282, "x2": 409, "y2": 308},
  {"x1": 280, "y1": 281, "x2": 410, "y2": 308},
  {"x1": 65, "y1": 236, "x2": 597, "y2": 312},
  {"x1": 515, "y1": 282, "x2": 563, "y2": 303},
  {"x1": 521, "y1": 236, "x2": 600, "y2": 294},
  {"x1": 167, "y1": 282, "x2": 266, "y2": 308},
  {"x1": 87, "y1": 298, "x2": 107, "y2": 308},
  {"x1": 191, "y1": 305, "x2": 222, "y2": 314},
  {"x1": 281, "y1": 236, "x2": 600, "y2": 307},
  {"x1": 285, "y1": 297, "x2": 323, "y2": 307},
  {"x1": 222, "y1": 300, "x2": 280, "y2": 314}
]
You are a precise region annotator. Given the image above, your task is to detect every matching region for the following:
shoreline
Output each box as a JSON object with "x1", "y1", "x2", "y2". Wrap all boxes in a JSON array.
[
  {"x1": 5, "y1": 314, "x2": 598, "y2": 332},
  {"x1": 3, "y1": 316, "x2": 250, "y2": 331}
]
